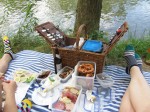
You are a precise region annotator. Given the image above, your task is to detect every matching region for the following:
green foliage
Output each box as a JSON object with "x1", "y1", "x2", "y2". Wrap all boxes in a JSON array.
[
  {"x1": 0, "y1": 39, "x2": 3, "y2": 58},
  {"x1": 89, "y1": 30, "x2": 109, "y2": 42},
  {"x1": 10, "y1": 0, "x2": 46, "y2": 52},
  {"x1": 0, "y1": 0, "x2": 50, "y2": 58},
  {"x1": 146, "y1": 54, "x2": 150, "y2": 61},
  {"x1": 10, "y1": 35, "x2": 50, "y2": 53},
  {"x1": 89, "y1": 30, "x2": 104, "y2": 39},
  {"x1": 106, "y1": 36, "x2": 150, "y2": 66},
  {"x1": 146, "y1": 48, "x2": 150, "y2": 61},
  {"x1": 16, "y1": 1, "x2": 38, "y2": 37}
]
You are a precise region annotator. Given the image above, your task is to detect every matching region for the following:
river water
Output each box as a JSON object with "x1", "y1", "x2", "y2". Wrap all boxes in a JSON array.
[{"x1": 0, "y1": 0, "x2": 150, "y2": 38}]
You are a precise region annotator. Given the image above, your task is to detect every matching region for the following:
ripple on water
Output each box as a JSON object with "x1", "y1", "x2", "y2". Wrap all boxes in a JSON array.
[{"x1": 0, "y1": 0, "x2": 150, "y2": 37}]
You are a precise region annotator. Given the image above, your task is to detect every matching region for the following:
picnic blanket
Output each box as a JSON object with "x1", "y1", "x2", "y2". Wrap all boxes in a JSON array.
[{"x1": 4, "y1": 50, "x2": 150, "y2": 112}]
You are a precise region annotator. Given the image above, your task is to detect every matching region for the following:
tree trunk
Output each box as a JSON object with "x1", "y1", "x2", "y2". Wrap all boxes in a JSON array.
[{"x1": 74, "y1": 0, "x2": 103, "y2": 34}]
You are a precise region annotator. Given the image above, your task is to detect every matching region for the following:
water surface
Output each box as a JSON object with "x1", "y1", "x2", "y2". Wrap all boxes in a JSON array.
[{"x1": 0, "y1": 0, "x2": 150, "y2": 37}]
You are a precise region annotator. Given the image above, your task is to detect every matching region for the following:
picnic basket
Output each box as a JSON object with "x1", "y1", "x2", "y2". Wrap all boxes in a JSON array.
[{"x1": 35, "y1": 22, "x2": 128, "y2": 73}]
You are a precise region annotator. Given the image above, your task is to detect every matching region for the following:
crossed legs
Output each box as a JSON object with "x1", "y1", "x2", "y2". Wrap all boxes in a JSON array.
[{"x1": 120, "y1": 45, "x2": 150, "y2": 112}]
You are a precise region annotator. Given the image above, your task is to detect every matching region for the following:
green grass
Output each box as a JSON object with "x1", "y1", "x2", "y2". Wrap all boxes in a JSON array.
[
  {"x1": 1, "y1": 35, "x2": 150, "y2": 68},
  {"x1": 11, "y1": 35, "x2": 51, "y2": 53},
  {"x1": 106, "y1": 36, "x2": 150, "y2": 66},
  {"x1": 0, "y1": 36, "x2": 51, "y2": 58}
]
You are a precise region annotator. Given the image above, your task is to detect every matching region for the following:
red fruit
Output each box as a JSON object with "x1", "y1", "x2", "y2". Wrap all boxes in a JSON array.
[{"x1": 53, "y1": 101, "x2": 66, "y2": 110}]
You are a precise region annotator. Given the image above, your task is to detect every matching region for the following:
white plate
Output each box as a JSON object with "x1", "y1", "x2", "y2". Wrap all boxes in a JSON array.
[
  {"x1": 12, "y1": 68, "x2": 38, "y2": 83},
  {"x1": 32, "y1": 87, "x2": 61, "y2": 106},
  {"x1": 15, "y1": 83, "x2": 31, "y2": 104}
]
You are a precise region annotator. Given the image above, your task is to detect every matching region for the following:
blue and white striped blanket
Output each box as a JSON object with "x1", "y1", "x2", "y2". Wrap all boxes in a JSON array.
[{"x1": 5, "y1": 50, "x2": 150, "y2": 112}]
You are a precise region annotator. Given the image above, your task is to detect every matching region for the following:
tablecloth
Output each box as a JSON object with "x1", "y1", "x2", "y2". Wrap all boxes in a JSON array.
[{"x1": 4, "y1": 50, "x2": 150, "y2": 112}]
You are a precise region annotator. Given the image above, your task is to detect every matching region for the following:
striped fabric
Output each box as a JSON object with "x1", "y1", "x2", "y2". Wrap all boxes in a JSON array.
[{"x1": 4, "y1": 50, "x2": 150, "y2": 112}]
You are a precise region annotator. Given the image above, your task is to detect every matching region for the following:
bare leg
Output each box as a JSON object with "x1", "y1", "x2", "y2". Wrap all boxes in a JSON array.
[
  {"x1": 120, "y1": 45, "x2": 137, "y2": 112},
  {"x1": 120, "y1": 67, "x2": 150, "y2": 112},
  {"x1": 0, "y1": 79, "x2": 2, "y2": 112},
  {"x1": 128, "y1": 66, "x2": 150, "y2": 112},
  {"x1": 0, "y1": 54, "x2": 12, "y2": 111},
  {"x1": 120, "y1": 88, "x2": 135, "y2": 112},
  {"x1": 0, "y1": 54, "x2": 12, "y2": 75},
  {"x1": 0, "y1": 36, "x2": 16, "y2": 111}
]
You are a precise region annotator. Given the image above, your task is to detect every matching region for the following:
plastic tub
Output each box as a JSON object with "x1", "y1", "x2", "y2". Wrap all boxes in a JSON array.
[
  {"x1": 81, "y1": 40, "x2": 103, "y2": 52},
  {"x1": 51, "y1": 85, "x2": 82, "y2": 112},
  {"x1": 96, "y1": 73, "x2": 114, "y2": 88},
  {"x1": 73, "y1": 61, "x2": 96, "y2": 91},
  {"x1": 57, "y1": 66, "x2": 73, "y2": 83},
  {"x1": 36, "y1": 69, "x2": 52, "y2": 83}
]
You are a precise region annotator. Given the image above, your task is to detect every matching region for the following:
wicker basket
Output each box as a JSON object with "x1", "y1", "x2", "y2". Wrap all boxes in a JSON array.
[
  {"x1": 35, "y1": 22, "x2": 128, "y2": 74},
  {"x1": 52, "y1": 22, "x2": 128, "y2": 73}
]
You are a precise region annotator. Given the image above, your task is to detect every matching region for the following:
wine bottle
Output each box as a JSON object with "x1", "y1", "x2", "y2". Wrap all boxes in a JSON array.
[{"x1": 55, "y1": 54, "x2": 62, "y2": 73}]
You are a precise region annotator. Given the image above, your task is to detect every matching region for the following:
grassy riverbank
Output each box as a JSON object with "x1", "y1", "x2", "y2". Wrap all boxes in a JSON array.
[
  {"x1": 0, "y1": 36, "x2": 50, "y2": 58},
  {"x1": 0, "y1": 35, "x2": 150, "y2": 67},
  {"x1": 106, "y1": 36, "x2": 150, "y2": 66}
]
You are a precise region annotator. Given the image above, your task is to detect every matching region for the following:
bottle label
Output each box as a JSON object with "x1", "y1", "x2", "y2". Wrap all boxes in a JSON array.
[
  {"x1": 55, "y1": 54, "x2": 62, "y2": 72},
  {"x1": 56, "y1": 64, "x2": 62, "y2": 72}
]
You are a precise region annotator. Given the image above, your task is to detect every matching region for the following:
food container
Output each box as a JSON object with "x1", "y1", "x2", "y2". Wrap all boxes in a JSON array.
[
  {"x1": 73, "y1": 61, "x2": 96, "y2": 91},
  {"x1": 36, "y1": 69, "x2": 52, "y2": 83},
  {"x1": 57, "y1": 66, "x2": 73, "y2": 83},
  {"x1": 96, "y1": 73, "x2": 114, "y2": 88},
  {"x1": 81, "y1": 40, "x2": 103, "y2": 53},
  {"x1": 51, "y1": 85, "x2": 82, "y2": 112}
]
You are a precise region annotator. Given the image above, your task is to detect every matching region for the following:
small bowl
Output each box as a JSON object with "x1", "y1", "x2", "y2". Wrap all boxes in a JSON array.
[{"x1": 96, "y1": 73, "x2": 114, "y2": 88}]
